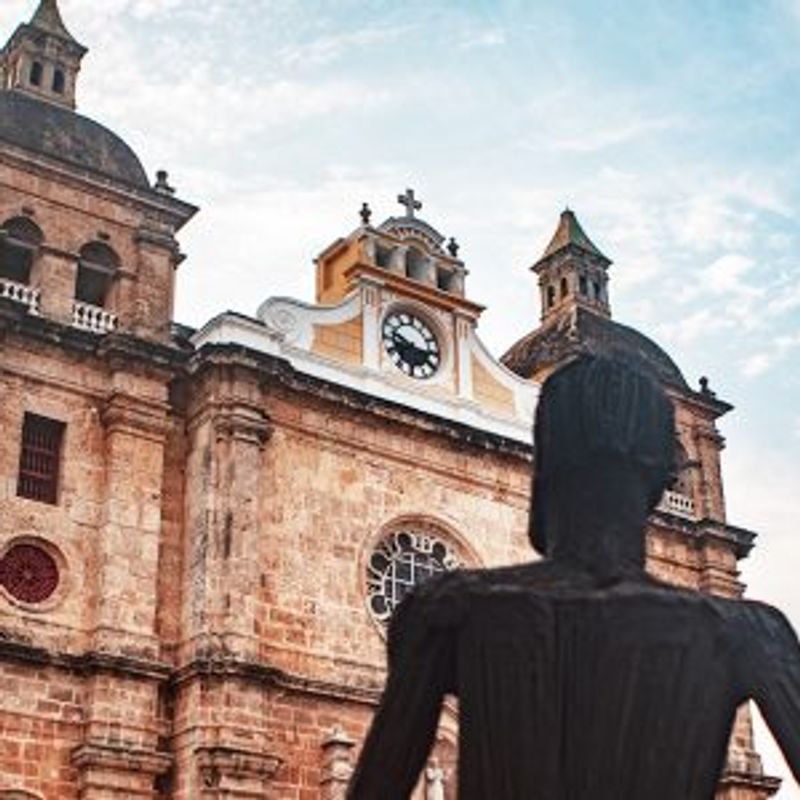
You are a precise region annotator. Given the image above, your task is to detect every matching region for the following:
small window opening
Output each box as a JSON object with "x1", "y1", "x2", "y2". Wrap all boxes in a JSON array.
[
  {"x1": 29, "y1": 61, "x2": 43, "y2": 87},
  {"x1": 75, "y1": 242, "x2": 119, "y2": 307},
  {"x1": 375, "y1": 245, "x2": 392, "y2": 269},
  {"x1": 406, "y1": 247, "x2": 428, "y2": 282},
  {"x1": 546, "y1": 285, "x2": 556, "y2": 308},
  {"x1": 437, "y1": 268, "x2": 454, "y2": 292},
  {"x1": 579, "y1": 275, "x2": 588, "y2": 296},
  {"x1": 52, "y1": 68, "x2": 65, "y2": 94},
  {"x1": 592, "y1": 281, "x2": 602, "y2": 301},
  {"x1": 560, "y1": 277, "x2": 569, "y2": 298},
  {"x1": 0, "y1": 217, "x2": 43, "y2": 285},
  {"x1": 17, "y1": 413, "x2": 65, "y2": 505}
]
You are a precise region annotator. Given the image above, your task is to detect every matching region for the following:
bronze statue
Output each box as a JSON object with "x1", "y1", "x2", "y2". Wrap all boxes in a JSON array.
[{"x1": 348, "y1": 357, "x2": 799, "y2": 799}]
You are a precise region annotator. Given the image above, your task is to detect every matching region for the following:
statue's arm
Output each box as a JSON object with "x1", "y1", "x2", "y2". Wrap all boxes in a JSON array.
[
  {"x1": 743, "y1": 605, "x2": 800, "y2": 782},
  {"x1": 347, "y1": 591, "x2": 455, "y2": 799}
]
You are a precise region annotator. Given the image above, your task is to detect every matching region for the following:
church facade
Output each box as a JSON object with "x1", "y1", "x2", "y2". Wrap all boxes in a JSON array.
[{"x1": 0, "y1": 2, "x2": 782, "y2": 798}]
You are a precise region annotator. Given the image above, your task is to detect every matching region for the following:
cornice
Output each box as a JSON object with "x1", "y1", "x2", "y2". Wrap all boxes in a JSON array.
[{"x1": 189, "y1": 342, "x2": 533, "y2": 460}]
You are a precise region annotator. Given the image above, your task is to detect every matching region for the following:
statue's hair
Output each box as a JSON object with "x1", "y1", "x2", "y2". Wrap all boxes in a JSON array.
[{"x1": 531, "y1": 356, "x2": 675, "y2": 555}]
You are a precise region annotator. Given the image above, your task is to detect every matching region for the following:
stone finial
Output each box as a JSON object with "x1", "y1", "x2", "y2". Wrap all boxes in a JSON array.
[
  {"x1": 154, "y1": 170, "x2": 176, "y2": 196},
  {"x1": 320, "y1": 726, "x2": 356, "y2": 800},
  {"x1": 447, "y1": 237, "x2": 460, "y2": 258},
  {"x1": 360, "y1": 202, "x2": 372, "y2": 226},
  {"x1": 699, "y1": 376, "x2": 716, "y2": 397}
]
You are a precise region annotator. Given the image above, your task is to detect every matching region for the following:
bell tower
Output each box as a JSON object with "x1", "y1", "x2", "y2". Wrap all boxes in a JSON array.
[
  {"x1": 0, "y1": 0, "x2": 87, "y2": 110},
  {"x1": 533, "y1": 208, "x2": 612, "y2": 322}
]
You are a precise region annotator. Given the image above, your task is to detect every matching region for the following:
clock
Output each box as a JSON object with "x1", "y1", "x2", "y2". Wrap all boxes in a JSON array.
[{"x1": 382, "y1": 311, "x2": 440, "y2": 379}]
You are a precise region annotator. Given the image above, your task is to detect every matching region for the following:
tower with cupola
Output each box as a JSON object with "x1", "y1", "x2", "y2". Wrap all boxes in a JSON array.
[{"x1": 0, "y1": 0, "x2": 86, "y2": 109}]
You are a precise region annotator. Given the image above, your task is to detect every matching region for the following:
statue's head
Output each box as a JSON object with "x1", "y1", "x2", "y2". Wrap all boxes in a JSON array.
[{"x1": 530, "y1": 356, "x2": 675, "y2": 558}]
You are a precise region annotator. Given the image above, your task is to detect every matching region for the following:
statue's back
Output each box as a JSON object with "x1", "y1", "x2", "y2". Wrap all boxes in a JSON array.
[{"x1": 453, "y1": 575, "x2": 743, "y2": 799}]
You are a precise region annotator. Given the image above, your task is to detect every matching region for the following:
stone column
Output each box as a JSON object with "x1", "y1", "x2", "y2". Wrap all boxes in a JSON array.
[
  {"x1": 133, "y1": 224, "x2": 180, "y2": 342},
  {"x1": 180, "y1": 358, "x2": 273, "y2": 667},
  {"x1": 320, "y1": 726, "x2": 356, "y2": 800},
  {"x1": 693, "y1": 423, "x2": 726, "y2": 522},
  {"x1": 34, "y1": 244, "x2": 77, "y2": 324}
]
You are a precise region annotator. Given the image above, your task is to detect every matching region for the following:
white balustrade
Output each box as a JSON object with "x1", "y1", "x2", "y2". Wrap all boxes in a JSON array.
[
  {"x1": 0, "y1": 277, "x2": 40, "y2": 314},
  {"x1": 72, "y1": 301, "x2": 118, "y2": 334},
  {"x1": 657, "y1": 490, "x2": 696, "y2": 519}
]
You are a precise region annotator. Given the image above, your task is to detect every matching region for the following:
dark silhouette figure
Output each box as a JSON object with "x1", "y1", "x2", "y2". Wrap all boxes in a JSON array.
[{"x1": 348, "y1": 357, "x2": 800, "y2": 799}]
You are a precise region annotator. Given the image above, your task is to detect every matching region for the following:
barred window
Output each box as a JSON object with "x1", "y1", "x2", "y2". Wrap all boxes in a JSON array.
[{"x1": 17, "y1": 414, "x2": 65, "y2": 505}]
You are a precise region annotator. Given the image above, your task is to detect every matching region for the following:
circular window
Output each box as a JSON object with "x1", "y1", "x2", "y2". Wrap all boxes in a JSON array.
[
  {"x1": 366, "y1": 529, "x2": 460, "y2": 624},
  {"x1": 0, "y1": 543, "x2": 60, "y2": 605}
]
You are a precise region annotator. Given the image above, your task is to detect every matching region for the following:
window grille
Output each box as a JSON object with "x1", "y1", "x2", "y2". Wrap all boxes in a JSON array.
[{"x1": 17, "y1": 414, "x2": 65, "y2": 504}]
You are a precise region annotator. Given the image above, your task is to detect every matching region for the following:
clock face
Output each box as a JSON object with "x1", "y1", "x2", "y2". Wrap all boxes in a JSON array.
[{"x1": 382, "y1": 311, "x2": 440, "y2": 379}]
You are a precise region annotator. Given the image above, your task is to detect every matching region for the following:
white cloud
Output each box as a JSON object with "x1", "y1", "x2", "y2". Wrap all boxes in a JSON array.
[
  {"x1": 740, "y1": 332, "x2": 800, "y2": 378},
  {"x1": 458, "y1": 29, "x2": 507, "y2": 50},
  {"x1": 703, "y1": 254, "x2": 760, "y2": 296},
  {"x1": 551, "y1": 115, "x2": 683, "y2": 154}
]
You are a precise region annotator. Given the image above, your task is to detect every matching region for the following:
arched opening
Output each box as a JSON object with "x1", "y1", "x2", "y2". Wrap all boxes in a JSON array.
[
  {"x1": 592, "y1": 280, "x2": 602, "y2": 301},
  {"x1": 437, "y1": 267, "x2": 455, "y2": 292},
  {"x1": 546, "y1": 284, "x2": 556, "y2": 308},
  {"x1": 560, "y1": 277, "x2": 569, "y2": 298},
  {"x1": 29, "y1": 61, "x2": 43, "y2": 87},
  {"x1": 52, "y1": 68, "x2": 65, "y2": 94},
  {"x1": 406, "y1": 247, "x2": 428, "y2": 282},
  {"x1": 375, "y1": 245, "x2": 392, "y2": 269},
  {"x1": 75, "y1": 242, "x2": 119, "y2": 307},
  {"x1": 578, "y1": 275, "x2": 588, "y2": 296},
  {"x1": 0, "y1": 216, "x2": 43, "y2": 285}
]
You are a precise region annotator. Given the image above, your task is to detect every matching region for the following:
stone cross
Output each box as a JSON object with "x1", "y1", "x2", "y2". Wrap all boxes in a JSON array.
[{"x1": 397, "y1": 188, "x2": 422, "y2": 218}]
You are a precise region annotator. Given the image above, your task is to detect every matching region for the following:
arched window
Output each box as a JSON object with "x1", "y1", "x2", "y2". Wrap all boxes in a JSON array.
[
  {"x1": 75, "y1": 242, "x2": 119, "y2": 307},
  {"x1": 0, "y1": 216, "x2": 43, "y2": 285},
  {"x1": 546, "y1": 284, "x2": 556, "y2": 308},
  {"x1": 578, "y1": 275, "x2": 588, "y2": 296},
  {"x1": 560, "y1": 277, "x2": 569, "y2": 298},
  {"x1": 52, "y1": 68, "x2": 65, "y2": 94},
  {"x1": 375, "y1": 245, "x2": 392, "y2": 269},
  {"x1": 592, "y1": 280, "x2": 601, "y2": 301},
  {"x1": 29, "y1": 61, "x2": 43, "y2": 87},
  {"x1": 406, "y1": 247, "x2": 428, "y2": 282}
]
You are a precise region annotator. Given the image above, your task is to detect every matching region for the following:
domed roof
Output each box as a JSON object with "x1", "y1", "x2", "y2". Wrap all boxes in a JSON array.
[
  {"x1": 0, "y1": 90, "x2": 149, "y2": 189},
  {"x1": 502, "y1": 307, "x2": 689, "y2": 390}
]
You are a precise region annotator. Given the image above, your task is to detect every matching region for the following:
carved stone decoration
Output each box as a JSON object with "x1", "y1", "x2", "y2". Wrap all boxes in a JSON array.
[
  {"x1": 0, "y1": 542, "x2": 59, "y2": 604},
  {"x1": 321, "y1": 726, "x2": 356, "y2": 800},
  {"x1": 365, "y1": 529, "x2": 460, "y2": 625},
  {"x1": 195, "y1": 746, "x2": 282, "y2": 798}
]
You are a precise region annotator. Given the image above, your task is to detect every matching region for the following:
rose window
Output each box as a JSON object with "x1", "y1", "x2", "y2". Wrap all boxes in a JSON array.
[
  {"x1": 366, "y1": 530, "x2": 460, "y2": 624},
  {"x1": 0, "y1": 542, "x2": 60, "y2": 605}
]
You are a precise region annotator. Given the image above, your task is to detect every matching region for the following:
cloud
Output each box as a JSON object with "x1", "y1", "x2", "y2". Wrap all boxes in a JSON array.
[
  {"x1": 550, "y1": 115, "x2": 683, "y2": 154},
  {"x1": 740, "y1": 333, "x2": 800, "y2": 378},
  {"x1": 703, "y1": 254, "x2": 760, "y2": 296},
  {"x1": 276, "y1": 26, "x2": 412, "y2": 68},
  {"x1": 458, "y1": 29, "x2": 507, "y2": 50}
]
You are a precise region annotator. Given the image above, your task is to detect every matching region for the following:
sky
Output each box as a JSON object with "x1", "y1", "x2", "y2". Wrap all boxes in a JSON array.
[{"x1": 2, "y1": 0, "x2": 799, "y2": 793}]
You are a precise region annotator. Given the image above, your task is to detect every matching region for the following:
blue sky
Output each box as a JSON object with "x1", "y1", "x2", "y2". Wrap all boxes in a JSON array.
[{"x1": 3, "y1": 0, "x2": 799, "y2": 791}]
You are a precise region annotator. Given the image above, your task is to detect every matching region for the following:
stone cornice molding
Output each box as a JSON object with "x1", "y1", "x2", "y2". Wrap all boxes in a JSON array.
[
  {"x1": 101, "y1": 390, "x2": 171, "y2": 440},
  {"x1": 71, "y1": 742, "x2": 172, "y2": 777},
  {"x1": 190, "y1": 343, "x2": 533, "y2": 460},
  {"x1": 195, "y1": 746, "x2": 282, "y2": 787},
  {"x1": 0, "y1": 147, "x2": 197, "y2": 231}
]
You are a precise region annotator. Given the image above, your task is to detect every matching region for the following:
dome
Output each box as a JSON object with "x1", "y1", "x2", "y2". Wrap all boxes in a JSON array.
[
  {"x1": 0, "y1": 90, "x2": 149, "y2": 189},
  {"x1": 502, "y1": 307, "x2": 689, "y2": 390}
]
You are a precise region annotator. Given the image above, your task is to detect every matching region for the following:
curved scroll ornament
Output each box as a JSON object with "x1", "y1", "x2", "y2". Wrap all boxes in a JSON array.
[
  {"x1": 0, "y1": 542, "x2": 60, "y2": 604},
  {"x1": 366, "y1": 530, "x2": 460, "y2": 625}
]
